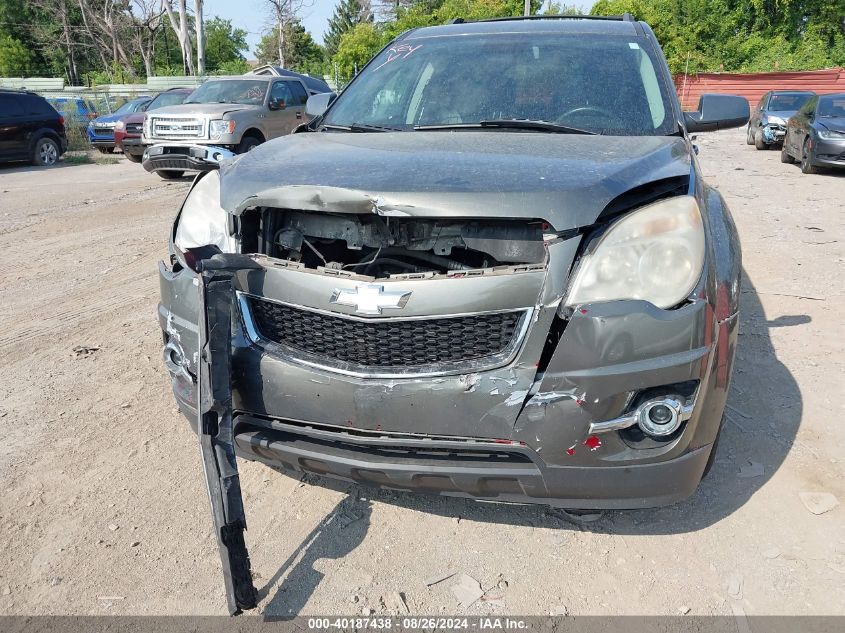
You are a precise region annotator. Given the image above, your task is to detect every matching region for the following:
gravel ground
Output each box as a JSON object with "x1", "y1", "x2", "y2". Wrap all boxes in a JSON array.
[{"x1": 0, "y1": 129, "x2": 843, "y2": 618}]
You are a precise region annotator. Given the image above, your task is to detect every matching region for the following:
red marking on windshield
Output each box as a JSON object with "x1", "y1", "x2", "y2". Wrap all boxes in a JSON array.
[{"x1": 584, "y1": 436, "x2": 602, "y2": 451}]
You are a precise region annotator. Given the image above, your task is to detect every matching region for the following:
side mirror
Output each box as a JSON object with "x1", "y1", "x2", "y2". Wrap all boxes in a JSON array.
[
  {"x1": 268, "y1": 98, "x2": 286, "y2": 111},
  {"x1": 305, "y1": 92, "x2": 338, "y2": 118},
  {"x1": 684, "y1": 94, "x2": 750, "y2": 133}
]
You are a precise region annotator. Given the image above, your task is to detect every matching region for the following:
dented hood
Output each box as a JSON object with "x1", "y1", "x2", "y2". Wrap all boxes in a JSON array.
[{"x1": 218, "y1": 131, "x2": 692, "y2": 230}]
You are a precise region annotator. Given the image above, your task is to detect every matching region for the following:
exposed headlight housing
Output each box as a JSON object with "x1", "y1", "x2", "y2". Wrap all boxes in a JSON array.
[
  {"x1": 766, "y1": 115, "x2": 786, "y2": 126},
  {"x1": 174, "y1": 171, "x2": 235, "y2": 253},
  {"x1": 818, "y1": 128, "x2": 845, "y2": 140},
  {"x1": 209, "y1": 119, "x2": 236, "y2": 138},
  {"x1": 564, "y1": 196, "x2": 705, "y2": 310}
]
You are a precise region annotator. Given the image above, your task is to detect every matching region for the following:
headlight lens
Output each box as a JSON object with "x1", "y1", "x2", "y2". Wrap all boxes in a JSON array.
[
  {"x1": 174, "y1": 171, "x2": 235, "y2": 252},
  {"x1": 142, "y1": 116, "x2": 150, "y2": 138},
  {"x1": 114, "y1": 120, "x2": 125, "y2": 130},
  {"x1": 565, "y1": 196, "x2": 705, "y2": 310},
  {"x1": 818, "y1": 128, "x2": 845, "y2": 140},
  {"x1": 209, "y1": 119, "x2": 235, "y2": 138}
]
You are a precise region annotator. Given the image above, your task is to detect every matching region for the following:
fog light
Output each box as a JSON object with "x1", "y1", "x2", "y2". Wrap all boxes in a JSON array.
[{"x1": 637, "y1": 399, "x2": 683, "y2": 437}]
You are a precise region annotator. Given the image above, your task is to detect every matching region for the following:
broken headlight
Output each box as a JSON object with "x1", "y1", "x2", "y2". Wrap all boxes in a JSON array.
[
  {"x1": 565, "y1": 196, "x2": 705, "y2": 310},
  {"x1": 174, "y1": 171, "x2": 235, "y2": 253}
]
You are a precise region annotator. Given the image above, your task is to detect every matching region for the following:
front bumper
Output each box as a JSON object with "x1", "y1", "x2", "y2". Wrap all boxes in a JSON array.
[
  {"x1": 120, "y1": 136, "x2": 144, "y2": 156},
  {"x1": 811, "y1": 137, "x2": 845, "y2": 168},
  {"x1": 762, "y1": 124, "x2": 786, "y2": 144},
  {"x1": 233, "y1": 415, "x2": 713, "y2": 509},
  {"x1": 158, "y1": 252, "x2": 738, "y2": 509},
  {"x1": 142, "y1": 144, "x2": 236, "y2": 173}
]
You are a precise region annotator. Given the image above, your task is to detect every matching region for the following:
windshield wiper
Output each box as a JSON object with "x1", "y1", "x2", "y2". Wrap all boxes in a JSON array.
[
  {"x1": 319, "y1": 123, "x2": 403, "y2": 133},
  {"x1": 415, "y1": 119, "x2": 597, "y2": 135}
]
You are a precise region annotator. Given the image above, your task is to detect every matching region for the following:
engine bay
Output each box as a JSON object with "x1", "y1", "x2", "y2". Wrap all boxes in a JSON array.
[{"x1": 238, "y1": 209, "x2": 548, "y2": 278}]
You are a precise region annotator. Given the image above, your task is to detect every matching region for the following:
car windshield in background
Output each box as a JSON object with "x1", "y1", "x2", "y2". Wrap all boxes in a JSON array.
[
  {"x1": 184, "y1": 80, "x2": 268, "y2": 105},
  {"x1": 323, "y1": 34, "x2": 676, "y2": 136},
  {"x1": 148, "y1": 91, "x2": 188, "y2": 110},
  {"x1": 818, "y1": 96, "x2": 845, "y2": 117},
  {"x1": 768, "y1": 93, "x2": 812, "y2": 111},
  {"x1": 113, "y1": 100, "x2": 138, "y2": 115}
]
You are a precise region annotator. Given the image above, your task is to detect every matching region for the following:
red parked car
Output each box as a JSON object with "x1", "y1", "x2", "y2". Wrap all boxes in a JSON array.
[{"x1": 115, "y1": 87, "x2": 192, "y2": 162}]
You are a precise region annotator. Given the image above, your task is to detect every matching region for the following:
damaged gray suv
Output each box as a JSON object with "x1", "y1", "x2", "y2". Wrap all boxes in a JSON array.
[{"x1": 158, "y1": 16, "x2": 749, "y2": 611}]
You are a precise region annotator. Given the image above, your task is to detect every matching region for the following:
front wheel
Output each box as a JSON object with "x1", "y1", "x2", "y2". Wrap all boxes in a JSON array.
[
  {"x1": 754, "y1": 130, "x2": 768, "y2": 150},
  {"x1": 32, "y1": 137, "x2": 59, "y2": 166},
  {"x1": 156, "y1": 170, "x2": 184, "y2": 180},
  {"x1": 746, "y1": 125, "x2": 755, "y2": 145},
  {"x1": 800, "y1": 139, "x2": 818, "y2": 174},
  {"x1": 124, "y1": 152, "x2": 142, "y2": 164},
  {"x1": 97, "y1": 146, "x2": 112, "y2": 154},
  {"x1": 237, "y1": 136, "x2": 262, "y2": 154}
]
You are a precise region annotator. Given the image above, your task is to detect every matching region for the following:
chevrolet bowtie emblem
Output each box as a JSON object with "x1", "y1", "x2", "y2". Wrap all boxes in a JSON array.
[{"x1": 330, "y1": 284, "x2": 412, "y2": 315}]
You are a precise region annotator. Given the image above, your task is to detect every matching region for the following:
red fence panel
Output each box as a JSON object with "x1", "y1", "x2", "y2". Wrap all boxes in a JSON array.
[{"x1": 674, "y1": 68, "x2": 845, "y2": 110}]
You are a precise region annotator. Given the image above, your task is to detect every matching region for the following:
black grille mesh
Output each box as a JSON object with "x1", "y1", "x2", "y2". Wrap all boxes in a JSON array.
[{"x1": 247, "y1": 298, "x2": 523, "y2": 368}]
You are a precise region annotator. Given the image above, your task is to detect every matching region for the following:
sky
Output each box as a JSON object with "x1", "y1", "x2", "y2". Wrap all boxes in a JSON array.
[
  {"x1": 203, "y1": 0, "x2": 338, "y2": 54},
  {"x1": 203, "y1": 0, "x2": 594, "y2": 60}
]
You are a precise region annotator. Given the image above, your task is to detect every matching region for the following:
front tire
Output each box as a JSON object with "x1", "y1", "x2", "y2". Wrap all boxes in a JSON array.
[
  {"x1": 124, "y1": 152, "x2": 142, "y2": 164},
  {"x1": 237, "y1": 135, "x2": 262, "y2": 154},
  {"x1": 97, "y1": 146, "x2": 112, "y2": 154},
  {"x1": 32, "y1": 137, "x2": 59, "y2": 166},
  {"x1": 156, "y1": 170, "x2": 184, "y2": 180},
  {"x1": 801, "y1": 139, "x2": 818, "y2": 174},
  {"x1": 754, "y1": 130, "x2": 768, "y2": 150},
  {"x1": 746, "y1": 125, "x2": 755, "y2": 145}
]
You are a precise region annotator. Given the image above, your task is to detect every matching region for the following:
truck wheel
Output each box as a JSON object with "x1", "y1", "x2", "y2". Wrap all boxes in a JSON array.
[
  {"x1": 124, "y1": 152, "x2": 142, "y2": 163},
  {"x1": 32, "y1": 137, "x2": 59, "y2": 166},
  {"x1": 754, "y1": 130, "x2": 768, "y2": 150},
  {"x1": 157, "y1": 170, "x2": 184, "y2": 180},
  {"x1": 237, "y1": 136, "x2": 262, "y2": 154},
  {"x1": 97, "y1": 146, "x2": 112, "y2": 154}
]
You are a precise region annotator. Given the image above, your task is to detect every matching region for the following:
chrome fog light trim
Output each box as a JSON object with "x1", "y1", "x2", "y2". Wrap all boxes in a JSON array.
[{"x1": 589, "y1": 397, "x2": 694, "y2": 436}]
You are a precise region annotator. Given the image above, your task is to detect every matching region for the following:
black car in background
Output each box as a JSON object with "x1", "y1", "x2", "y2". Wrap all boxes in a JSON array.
[
  {"x1": 0, "y1": 89, "x2": 68, "y2": 166},
  {"x1": 746, "y1": 90, "x2": 815, "y2": 150},
  {"x1": 781, "y1": 92, "x2": 845, "y2": 174}
]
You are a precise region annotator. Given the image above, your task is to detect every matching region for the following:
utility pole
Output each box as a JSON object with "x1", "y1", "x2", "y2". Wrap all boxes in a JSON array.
[{"x1": 524, "y1": 0, "x2": 531, "y2": 16}]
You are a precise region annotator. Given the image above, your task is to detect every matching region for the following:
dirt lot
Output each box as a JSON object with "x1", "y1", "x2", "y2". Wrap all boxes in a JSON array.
[{"x1": 0, "y1": 129, "x2": 843, "y2": 618}]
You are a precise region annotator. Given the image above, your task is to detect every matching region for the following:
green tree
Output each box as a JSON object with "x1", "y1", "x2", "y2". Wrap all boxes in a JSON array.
[
  {"x1": 0, "y1": 33, "x2": 33, "y2": 75},
  {"x1": 324, "y1": 0, "x2": 374, "y2": 58},
  {"x1": 333, "y1": 22, "x2": 384, "y2": 78},
  {"x1": 204, "y1": 17, "x2": 249, "y2": 72},
  {"x1": 590, "y1": 0, "x2": 845, "y2": 74},
  {"x1": 255, "y1": 20, "x2": 327, "y2": 75}
]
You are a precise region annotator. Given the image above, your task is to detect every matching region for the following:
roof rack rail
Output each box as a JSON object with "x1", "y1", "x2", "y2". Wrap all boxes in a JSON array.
[{"x1": 474, "y1": 14, "x2": 636, "y2": 23}]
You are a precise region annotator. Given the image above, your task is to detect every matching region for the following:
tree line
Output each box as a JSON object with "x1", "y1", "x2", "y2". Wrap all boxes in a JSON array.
[{"x1": 1, "y1": 0, "x2": 843, "y2": 85}]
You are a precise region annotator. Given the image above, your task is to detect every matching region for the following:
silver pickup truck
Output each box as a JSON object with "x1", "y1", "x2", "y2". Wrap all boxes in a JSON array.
[{"x1": 141, "y1": 66, "x2": 332, "y2": 179}]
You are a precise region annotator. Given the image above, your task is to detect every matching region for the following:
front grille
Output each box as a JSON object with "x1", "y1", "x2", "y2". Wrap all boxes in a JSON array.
[
  {"x1": 93, "y1": 127, "x2": 113, "y2": 135},
  {"x1": 125, "y1": 123, "x2": 142, "y2": 134},
  {"x1": 151, "y1": 116, "x2": 204, "y2": 138},
  {"x1": 246, "y1": 297, "x2": 525, "y2": 371}
]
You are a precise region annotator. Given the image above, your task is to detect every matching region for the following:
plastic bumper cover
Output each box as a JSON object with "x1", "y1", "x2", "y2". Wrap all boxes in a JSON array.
[
  {"x1": 232, "y1": 415, "x2": 713, "y2": 509},
  {"x1": 143, "y1": 144, "x2": 236, "y2": 173}
]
